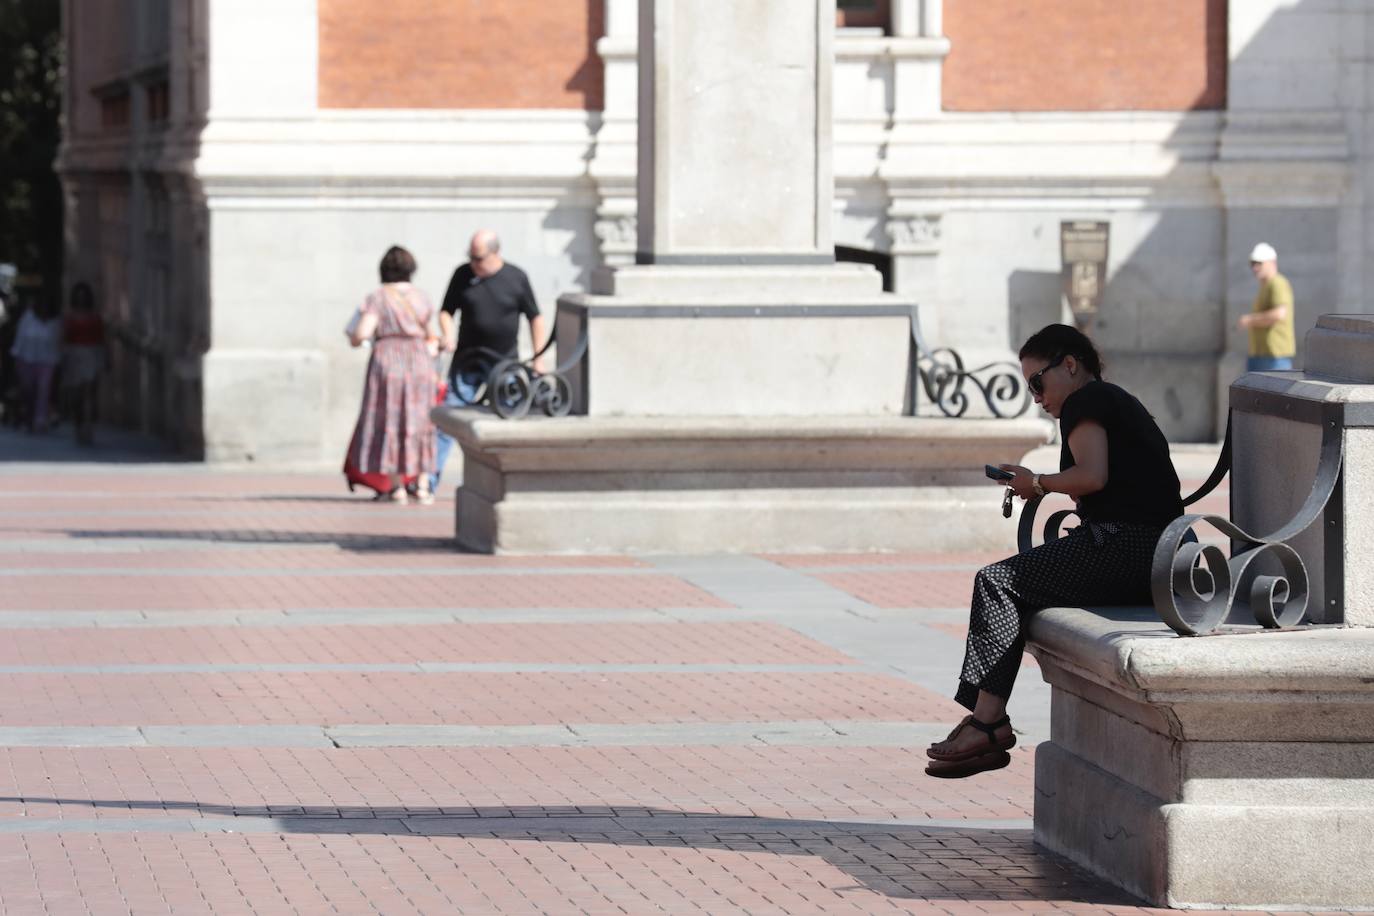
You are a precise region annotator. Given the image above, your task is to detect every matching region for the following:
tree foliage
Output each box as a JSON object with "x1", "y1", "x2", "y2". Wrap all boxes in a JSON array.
[{"x1": 0, "y1": 0, "x2": 63, "y2": 290}]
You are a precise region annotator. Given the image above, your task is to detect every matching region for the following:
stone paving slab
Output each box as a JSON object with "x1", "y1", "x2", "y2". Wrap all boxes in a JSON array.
[
  {"x1": 0, "y1": 670, "x2": 965, "y2": 726},
  {"x1": 759, "y1": 552, "x2": 1007, "y2": 569},
  {"x1": 817, "y1": 569, "x2": 981, "y2": 610},
  {"x1": 0, "y1": 571, "x2": 729, "y2": 611},
  {"x1": 0, "y1": 745, "x2": 1033, "y2": 822},
  {"x1": 0, "y1": 720, "x2": 990, "y2": 750},
  {"x1": 0, "y1": 830, "x2": 1158, "y2": 915},
  {"x1": 0, "y1": 621, "x2": 849, "y2": 666},
  {"x1": 4, "y1": 549, "x2": 647, "y2": 569}
]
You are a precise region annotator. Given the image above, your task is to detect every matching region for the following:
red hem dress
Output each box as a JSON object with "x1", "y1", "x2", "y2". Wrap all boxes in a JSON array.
[{"x1": 346, "y1": 283, "x2": 437, "y2": 481}]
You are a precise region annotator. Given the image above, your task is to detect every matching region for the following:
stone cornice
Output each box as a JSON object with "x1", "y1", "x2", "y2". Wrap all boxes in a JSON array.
[{"x1": 187, "y1": 110, "x2": 599, "y2": 198}]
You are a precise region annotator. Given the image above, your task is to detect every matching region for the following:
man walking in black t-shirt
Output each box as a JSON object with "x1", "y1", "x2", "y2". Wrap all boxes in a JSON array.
[{"x1": 432, "y1": 229, "x2": 550, "y2": 489}]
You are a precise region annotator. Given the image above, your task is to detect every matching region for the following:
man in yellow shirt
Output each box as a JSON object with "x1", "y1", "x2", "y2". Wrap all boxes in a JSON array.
[{"x1": 1237, "y1": 242, "x2": 1296, "y2": 371}]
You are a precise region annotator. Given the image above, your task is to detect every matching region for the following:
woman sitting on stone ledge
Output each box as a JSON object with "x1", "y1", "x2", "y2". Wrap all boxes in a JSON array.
[{"x1": 926, "y1": 324, "x2": 1184, "y2": 779}]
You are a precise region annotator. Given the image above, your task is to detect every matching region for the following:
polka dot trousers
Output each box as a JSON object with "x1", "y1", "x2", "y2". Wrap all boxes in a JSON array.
[{"x1": 955, "y1": 521, "x2": 1164, "y2": 711}]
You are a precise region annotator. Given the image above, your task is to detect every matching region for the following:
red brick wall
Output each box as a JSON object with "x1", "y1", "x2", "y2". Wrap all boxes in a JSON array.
[
  {"x1": 943, "y1": 0, "x2": 1227, "y2": 111},
  {"x1": 318, "y1": 0, "x2": 604, "y2": 109}
]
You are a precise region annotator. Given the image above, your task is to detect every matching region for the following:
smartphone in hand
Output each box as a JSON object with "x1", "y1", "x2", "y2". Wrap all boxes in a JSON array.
[{"x1": 985, "y1": 464, "x2": 1015, "y2": 482}]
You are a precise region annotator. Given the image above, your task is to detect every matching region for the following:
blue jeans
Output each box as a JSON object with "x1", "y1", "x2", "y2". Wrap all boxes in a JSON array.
[
  {"x1": 431, "y1": 370, "x2": 485, "y2": 491},
  {"x1": 1247, "y1": 356, "x2": 1294, "y2": 372}
]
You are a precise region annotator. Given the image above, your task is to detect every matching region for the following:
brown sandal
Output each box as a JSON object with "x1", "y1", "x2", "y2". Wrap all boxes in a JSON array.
[
  {"x1": 926, "y1": 714, "x2": 1015, "y2": 762},
  {"x1": 925, "y1": 748, "x2": 1012, "y2": 779}
]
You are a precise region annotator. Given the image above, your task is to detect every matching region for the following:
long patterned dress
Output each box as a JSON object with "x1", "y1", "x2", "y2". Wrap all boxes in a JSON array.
[{"x1": 348, "y1": 283, "x2": 436, "y2": 477}]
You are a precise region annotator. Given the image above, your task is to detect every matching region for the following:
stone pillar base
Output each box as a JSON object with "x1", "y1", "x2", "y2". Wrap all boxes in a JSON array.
[
  {"x1": 432, "y1": 411, "x2": 1051, "y2": 554},
  {"x1": 1029, "y1": 607, "x2": 1374, "y2": 910}
]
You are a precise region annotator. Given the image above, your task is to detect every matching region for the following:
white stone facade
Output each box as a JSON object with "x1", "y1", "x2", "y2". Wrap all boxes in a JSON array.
[{"x1": 59, "y1": 0, "x2": 1374, "y2": 459}]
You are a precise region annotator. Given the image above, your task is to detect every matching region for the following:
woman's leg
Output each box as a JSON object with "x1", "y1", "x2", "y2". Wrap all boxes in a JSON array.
[
  {"x1": 75, "y1": 381, "x2": 95, "y2": 443},
  {"x1": 14, "y1": 360, "x2": 37, "y2": 430},
  {"x1": 32, "y1": 363, "x2": 55, "y2": 430},
  {"x1": 935, "y1": 525, "x2": 1158, "y2": 755}
]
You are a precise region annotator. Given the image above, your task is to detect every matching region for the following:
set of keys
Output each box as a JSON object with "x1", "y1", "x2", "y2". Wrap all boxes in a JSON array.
[{"x1": 986, "y1": 464, "x2": 1017, "y2": 519}]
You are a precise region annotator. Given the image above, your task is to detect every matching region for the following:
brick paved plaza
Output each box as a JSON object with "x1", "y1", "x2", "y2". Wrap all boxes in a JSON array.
[{"x1": 0, "y1": 429, "x2": 1324, "y2": 915}]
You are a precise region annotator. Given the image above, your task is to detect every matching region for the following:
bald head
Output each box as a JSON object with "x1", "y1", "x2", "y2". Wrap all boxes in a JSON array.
[
  {"x1": 470, "y1": 229, "x2": 500, "y2": 259},
  {"x1": 468, "y1": 229, "x2": 504, "y2": 278}
]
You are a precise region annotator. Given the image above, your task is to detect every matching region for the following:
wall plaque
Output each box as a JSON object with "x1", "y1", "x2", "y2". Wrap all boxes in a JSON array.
[{"x1": 1060, "y1": 221, "x2": 1109, "y2": 329}]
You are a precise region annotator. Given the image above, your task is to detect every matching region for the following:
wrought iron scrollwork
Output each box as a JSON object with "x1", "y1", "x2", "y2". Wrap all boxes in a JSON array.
[
  {"x1": 450, "y1": 322, "x2": 588, "y2": 420},
  {"x1": 1151, "y1": 415, "x2": 1342, "y2": 636},
  {"x1": 1016, "y1": 413, "x2": 1345, "y2": 636},
  {"x1": 910, "y1": 319, "x2": 1031, "y2": 419},
  {"x1": 1016, "y1": 495, "x2": 1079, "y2": 554}
]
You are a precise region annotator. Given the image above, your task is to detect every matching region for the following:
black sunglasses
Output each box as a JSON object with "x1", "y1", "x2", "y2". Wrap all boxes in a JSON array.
[{"x1": 1027, "y1": 353, "x2": 1067, "y2": 397}]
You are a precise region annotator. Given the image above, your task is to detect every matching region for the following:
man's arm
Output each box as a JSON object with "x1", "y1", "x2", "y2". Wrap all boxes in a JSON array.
[
  {"x1": 529, "y1": 312, "x2": 550, "y2": 373},
  {"x1": 439, "y1": 267, "x2": 466, "y2": 351},
  {"x1": 1243, "y1": 307, "x2": 1288, "y2": 329},
  {"x1": 515, "y1": 272, "x2": 550, "y2": 373},
  {"x1": 1239, "y1": 277, "x2": 1293, "y2": 330},
  {"x1": 438, "y1": 311, "x2": 456, "y2": 351}
]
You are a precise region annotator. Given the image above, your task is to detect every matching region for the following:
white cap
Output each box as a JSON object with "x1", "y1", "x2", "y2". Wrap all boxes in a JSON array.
[{"x1": 1249, "y1": 242, "x2": 1278, "y2": 263}]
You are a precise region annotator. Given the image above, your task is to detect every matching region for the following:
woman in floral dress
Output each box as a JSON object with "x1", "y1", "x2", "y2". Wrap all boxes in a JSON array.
[{"x1": 346, "y1": 245, "x2": 438, "y2": 504}]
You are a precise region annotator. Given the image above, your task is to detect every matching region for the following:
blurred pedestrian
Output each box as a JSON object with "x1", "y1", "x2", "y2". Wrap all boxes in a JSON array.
[
  {"x1": 60, "y1": 282, "x2": 106, "y2": 445},
  {"x1": 9, "y1": 293, "x2": 61, "y2": 432},
  {"x1": 1237, "y1": 242, "x2": 1296, "y2": 372},
  {"x1": 344, "y1": 245, "x2": 438, "y2": 505},
  {"x1": 432, "y1": 229, "x2": 548, "y2": 490}
]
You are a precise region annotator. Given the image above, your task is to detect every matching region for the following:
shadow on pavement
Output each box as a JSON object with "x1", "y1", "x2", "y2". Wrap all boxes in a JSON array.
[
  {"x1": 0, "y1": 799, "x2": 1137, "y2": 905},
  {"x1": 0, "y1": 424, "x2": 181, "y2": 466}
]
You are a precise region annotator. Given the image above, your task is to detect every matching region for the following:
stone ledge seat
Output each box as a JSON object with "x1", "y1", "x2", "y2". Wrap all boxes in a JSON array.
[
  {"x1": 1026, "y1": 605, "x2": 1374, "y2": 909},
  {"x1": 431, "y1": 408, "x2": 1053, "y2": 553}
]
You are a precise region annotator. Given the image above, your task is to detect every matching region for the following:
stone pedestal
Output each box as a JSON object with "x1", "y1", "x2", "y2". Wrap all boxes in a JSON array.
[
  {"x1": 1029, "y1": 608, "x2": 1374, "y2": 910},
  {"x1": 445, "y1": 0, "x2": 1047, "y2": 553},
  {"x1": 556, "y1": 268, "x2": 915, "y2": 417},
  {"x1": 433, "y1": 411, "x2": 1050, "y2": 554},
  {"x1": 1230, "y1": 314, "x2": 1374, "y2": 627}
]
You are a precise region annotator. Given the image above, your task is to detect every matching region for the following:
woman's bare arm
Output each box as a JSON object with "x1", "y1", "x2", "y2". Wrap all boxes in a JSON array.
[
  {"x1": 348, "y1": 311, "x2": 378, "y2": 348},
  {"x1": 1042, "y1": 421, "x2": 1108, "y2": 497},
  {"x1": 998, "y1": 420, "x2": 1108, "y2": 500}
]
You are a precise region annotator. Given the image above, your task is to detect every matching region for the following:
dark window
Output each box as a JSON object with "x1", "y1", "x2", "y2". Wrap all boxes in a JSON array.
[
  {"x1": 836, "y1": 0, "x2": 891, "y2": 30},
  {"x1": 146, "y1": 81, "x2": 170, "y2": 124},
  {"x1": 99, "y1": 92, "x2": 131, "y2": 130}
]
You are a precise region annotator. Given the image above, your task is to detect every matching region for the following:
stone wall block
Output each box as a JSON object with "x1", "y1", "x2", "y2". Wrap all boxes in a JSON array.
[{"x1": 1033, "y1": 740, "x2": 1168, "y2": 905}]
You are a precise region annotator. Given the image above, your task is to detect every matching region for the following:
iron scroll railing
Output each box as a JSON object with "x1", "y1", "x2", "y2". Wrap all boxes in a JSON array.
[
  {"x1": 447, "y1": 306, "x2": 1035, "y2": 421},
  {"x1": 909, "y1": 319, "x2": 1032, "y2": 419},
  {"x1": 1015, "y1": 413, "x2": 1343, "y2": 636},
  {"x1": 447, "y1": 322, "x2": 590, "y2": 419}
]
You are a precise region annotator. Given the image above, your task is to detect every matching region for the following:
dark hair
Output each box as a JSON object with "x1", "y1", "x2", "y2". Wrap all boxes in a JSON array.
[
  {"x1": 1018, "y1": 324, "x2": 1104, "y2": 379},
  {"x1": 30, "y1": 291, "x2": 59, "y2": 321},
  {"x1": 379, "y1": 245, "x2": 416, "y2": 283},
  {"x1": 70, "y1": 281, "x2": 95, "y2": 312}
]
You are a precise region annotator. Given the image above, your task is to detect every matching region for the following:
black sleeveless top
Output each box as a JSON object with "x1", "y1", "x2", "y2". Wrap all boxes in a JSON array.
[{"x1": 1058, "y1": 381, "x2": 1184, "y2": 527}]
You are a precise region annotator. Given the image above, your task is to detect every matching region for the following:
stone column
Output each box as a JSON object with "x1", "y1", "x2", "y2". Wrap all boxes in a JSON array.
[
  {"x1": 634, "y1": 0, "x2": 832, "y2": 266},
  {"x1": 199, "y1": 0, "x2": 327, "y2": 462},
  {"x1": 875, "y1": 0, "x2": 949, "y2": 338},
  {"x1": 591, "y1": 0, "x2": 638, "y2": 267},
  {"x1": 567, "y1": 0, "x2": 913, "y2": 418}
]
